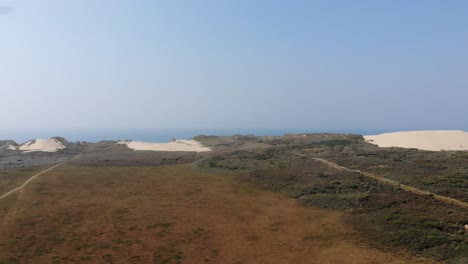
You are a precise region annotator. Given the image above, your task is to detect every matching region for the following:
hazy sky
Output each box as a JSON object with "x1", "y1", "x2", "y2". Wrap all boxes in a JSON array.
[{"x1": 1, "y1": 0, "x2": 467, "y2": 135}]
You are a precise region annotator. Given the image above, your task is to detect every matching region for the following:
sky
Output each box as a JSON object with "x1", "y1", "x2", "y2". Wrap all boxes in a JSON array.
[{"x1": 1, "y1": 0, "x2": 468, "y2": 141}]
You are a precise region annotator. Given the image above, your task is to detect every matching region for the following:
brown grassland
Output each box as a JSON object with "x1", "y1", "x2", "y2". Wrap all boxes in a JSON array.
[
  {"x1": 0, "y1": 164, "x2": 431, "y2": 264},
  {"x1": 0, "y1": 167, "x2": 45, "y2": 194}
]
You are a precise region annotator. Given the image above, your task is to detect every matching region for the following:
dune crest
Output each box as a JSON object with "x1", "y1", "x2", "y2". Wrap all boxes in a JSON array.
[{"x1": 364, "y1": 130, "x2": 468, "y2": 151}]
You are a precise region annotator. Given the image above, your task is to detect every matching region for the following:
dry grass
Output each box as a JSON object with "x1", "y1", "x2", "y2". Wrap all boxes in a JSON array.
[
  {"x1": 0, "y1": 167, "x2": 45, "y2": 194},
  {"x1": 0, "y1": 164, "x2": 431, "y2": 264}
]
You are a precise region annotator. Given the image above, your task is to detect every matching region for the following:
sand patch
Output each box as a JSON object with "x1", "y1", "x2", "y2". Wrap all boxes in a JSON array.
[
  {"x1": 119, "y1": 139, "x2": 211, "y2": 152},
  {"x1": 364, "y1": 130, "x2": 468, "y2": 151}
]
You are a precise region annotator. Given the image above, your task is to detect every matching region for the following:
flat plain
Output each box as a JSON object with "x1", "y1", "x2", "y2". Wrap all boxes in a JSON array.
[{"x1": 0, "y1": 162, "x2": 429, "y2": 264}]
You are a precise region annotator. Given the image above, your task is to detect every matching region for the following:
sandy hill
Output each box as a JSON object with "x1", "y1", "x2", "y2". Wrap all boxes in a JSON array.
[
  {"x1": 364, "y1": 130, "x2": 468, "y2": 151},
  {"x1": 15, "y1": 138, "x2": 67, "y2": 152},
  {"x1": 118, "y1": 139, "x2": 211, "y2": 152}
]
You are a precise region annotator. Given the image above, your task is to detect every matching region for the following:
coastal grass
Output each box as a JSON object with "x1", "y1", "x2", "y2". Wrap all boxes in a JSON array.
[
  {"x1": 0, "y1": 167, "x2": 45, "y2": 195},
  {"x1": 0, "y1": 164, "x2": 426, "y2": 264}
]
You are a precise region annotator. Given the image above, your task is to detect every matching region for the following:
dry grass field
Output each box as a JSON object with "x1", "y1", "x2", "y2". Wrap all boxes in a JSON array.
[
  {"x1": 0, "y1": 167, "x2": 45, "y2": 194},
  {"x1": 0, "y1": 164, "x2": 431, "y2": 264}
]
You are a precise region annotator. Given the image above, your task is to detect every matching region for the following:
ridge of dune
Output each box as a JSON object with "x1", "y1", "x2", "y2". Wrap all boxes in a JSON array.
[
  {"x1": 364, "y1": 130, "x2": 468, "y2": 151},
  {"x1": 118, "y1": 139, "x2": 211, "y2": 152},
  {"x1": 18, "y1": 138, "x2": 67, "y2": 153}
]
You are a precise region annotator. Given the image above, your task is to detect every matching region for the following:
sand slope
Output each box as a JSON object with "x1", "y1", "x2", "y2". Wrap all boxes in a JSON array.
[
  {"x1": 17, "y1": 139, "x2": 66, "y2": 152},
  {"x1": 364, "y1": 130, "x2": 468, "y2": 151},
  {"x1": 6, "y1": 145, "x2": 18, "y2": 150},
  {"x1": 119, "y1": 139, "x2": 211, "y2": 152}
]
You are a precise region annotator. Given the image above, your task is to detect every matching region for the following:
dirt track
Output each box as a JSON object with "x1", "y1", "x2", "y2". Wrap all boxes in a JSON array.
[
  {"x1": 309, "y1": 156, "x2": 468, "y2": 209},
  {"x1": 0, "y1": 154, "x2": 82, "y2": 199}
]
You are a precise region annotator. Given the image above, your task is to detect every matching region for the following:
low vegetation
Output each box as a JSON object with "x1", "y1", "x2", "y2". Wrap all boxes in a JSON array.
[
  {"x1": 0, "y1": 164, "x2": 424, "y2": 263},
  {"x1": 197, "y1": 134, "x2": 468, "y2": 263},
  {"x1": 0, "y1": 167, "x2": 45, "y2": 194}
]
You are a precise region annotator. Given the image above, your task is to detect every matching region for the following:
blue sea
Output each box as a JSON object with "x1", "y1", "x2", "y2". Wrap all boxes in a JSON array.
[{"x1": 1, "y1": 128, "x2": 386, "y2": 144}]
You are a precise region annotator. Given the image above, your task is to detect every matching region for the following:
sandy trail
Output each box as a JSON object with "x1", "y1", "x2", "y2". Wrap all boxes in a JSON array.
[
  {"x1": 0, "y1": 154, "x2": 82, "y2": 199},
  {"x1": 295, "y1": 153, "x2": 468, "y2": 209}
]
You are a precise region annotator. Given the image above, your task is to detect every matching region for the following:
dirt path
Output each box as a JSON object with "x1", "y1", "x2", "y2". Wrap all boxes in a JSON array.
[
  {"x1": 300, "y1": 154, "x2": 468, "y2": 209},
  {"x1": 0, "y1": 154, "x2": 82, "y2": 199}
]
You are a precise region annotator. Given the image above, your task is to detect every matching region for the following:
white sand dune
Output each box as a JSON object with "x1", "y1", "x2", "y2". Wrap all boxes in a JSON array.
[
  {"x1": 6, "y1": 145, "x2": 18, "y2": 150},
  {"x1": 364, "y1": 130, "x2": 468, "y2": 151},
  {"x1": 119, "y1": 139, "x2": 211, "y2": 152},
  {"x1": 18, "y1": 139, "x2": 66, "y2": 152}
]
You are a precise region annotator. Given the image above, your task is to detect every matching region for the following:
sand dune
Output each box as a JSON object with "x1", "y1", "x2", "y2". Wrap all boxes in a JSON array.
[
  {"x1": 119, "y1": 139, "x2": 211, "y2": 152},
  {"x1": 364, "y1": 130, "x2": 468, "y2": 151},
  {"x1": 17, "y1": 139, "x2": 66, "y2": 152},
  {"x1": 6, "y1": 145, "x2": 17, "y2": 150}
]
